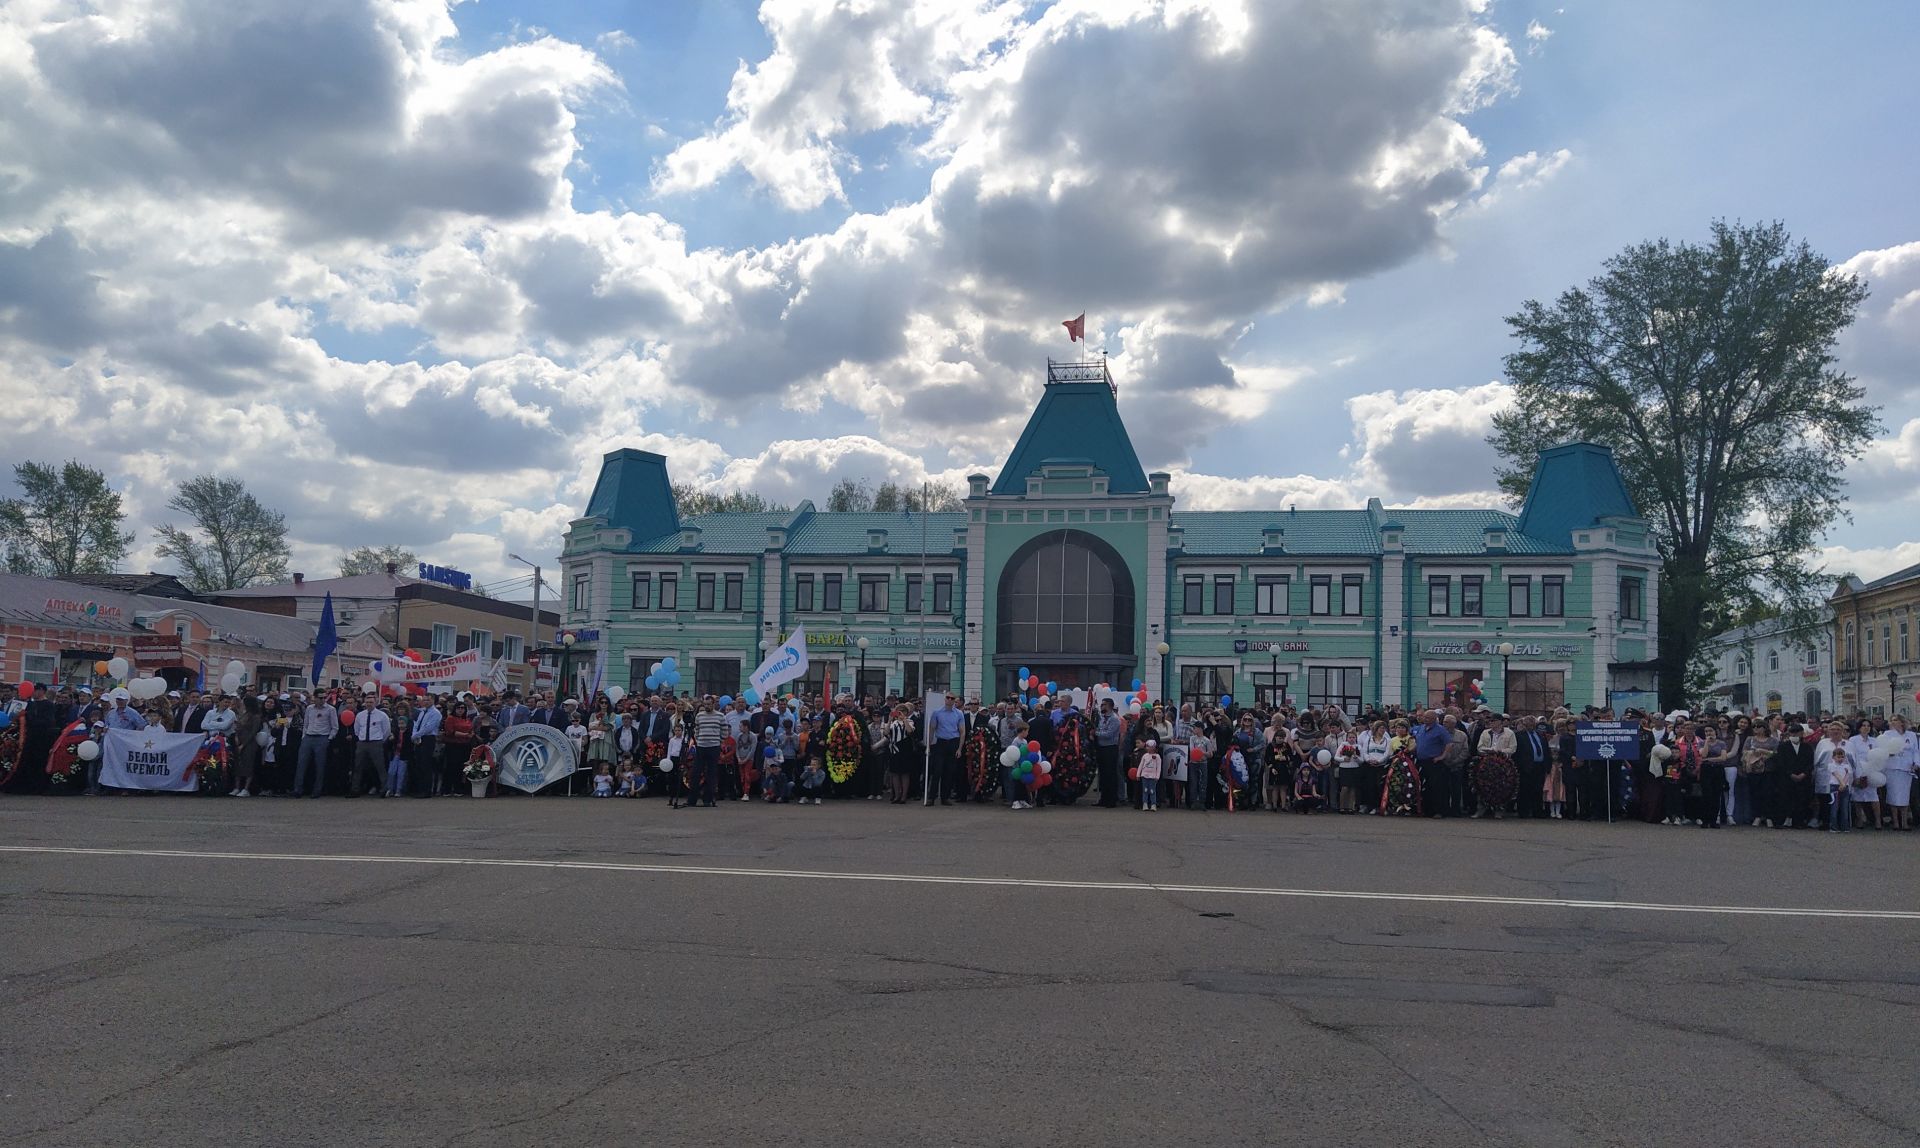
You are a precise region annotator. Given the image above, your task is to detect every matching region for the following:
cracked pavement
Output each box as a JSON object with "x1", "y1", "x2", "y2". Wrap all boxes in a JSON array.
[{"x1": 2, "y1": 797, "x2": 1917, "y2": 1146}]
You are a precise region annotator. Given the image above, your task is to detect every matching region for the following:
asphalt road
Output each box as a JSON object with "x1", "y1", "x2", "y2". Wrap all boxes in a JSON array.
[{"x1": 2, "y1": 795, "x2": 1918, "y2": 1147}]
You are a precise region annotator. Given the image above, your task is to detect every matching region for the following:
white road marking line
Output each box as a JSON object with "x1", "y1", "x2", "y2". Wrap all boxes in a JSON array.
[{"x1": 2, "y1": 845, "x2": 1916, "y2": 921}]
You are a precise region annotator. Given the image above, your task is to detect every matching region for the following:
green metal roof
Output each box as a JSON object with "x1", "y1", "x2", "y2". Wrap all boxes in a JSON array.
[
  {"x1": 786, "y1": 512, "x2": 967, "y2": 555},
  {"x1": 1171, "y1": 508, "x2": 1571, "y2": 556},
  {"x1": 584, "y1": 449, "x2": 679, "y2": 541},
  {"x1": 625, "y1": 511, "x2": 789, "y2": 554},
  {"x1": 991, "y1": 380, "x2": 1149, "y2": 495},
  {"x1": 1515, "y1": 442, "x2": 1639, "y2": 547}
]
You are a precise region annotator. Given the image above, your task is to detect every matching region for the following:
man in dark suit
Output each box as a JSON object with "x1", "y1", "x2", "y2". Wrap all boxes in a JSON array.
[
  {"x1": 643, "y1": 696, "x2": 674, "y2": 745},
  {"x1": 174, "y1": 691, "x2": 211, "y2": 734},
  {"x1": 1511, "y1": 716, "x2": 1549, "y2": 818},
  {"x1": 529, "y1": 694, "x2": 556, "y2": 728},
  {"x1": 548, "y1": 697, "x2": 575, "y2": 732},
  {"x1": 496, "y1": 691, "x2": 531, "y2": 729}
]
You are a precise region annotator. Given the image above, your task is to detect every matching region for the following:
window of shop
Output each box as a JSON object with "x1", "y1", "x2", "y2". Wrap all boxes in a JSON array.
[
  {"x1": 1180, "y1": 664, "x2": 1234, "y2": 711},
  {"x1": 1508, "y1": 577, "x2": 1530, "y2": 618},
  {"x1": 1426, "y1": 668, "x2": 1477, "y2": 709},
  {"x1": 799, "y1": 660, "x2": 836, "y2": 699},
  {"x1": 431, "y1": 624, "x2": 455, "y2": 656},
  {"x1": 1254, "y1": 576, "x2": 1288, "y2": 616},
  {"x1": 696, "y1": 573, "x2": 716, "y2": 611},
  {"x1": 933, "y1": 575, "x2": 952, "y2": 614},
  {"x1": 503, "y1": 635, "x2": 524, "y2": 663},
  {"x1": 1805, "y1": 689, "x2": 1822, "y2": 714},
  {"x1": 1308, "y1": 666, "x2": 1363, "y2": 716},
  {"x1": 1310, "y1": 575, "x2": 1331, "y2": 615},
  {"x1": 857, "y1": 668, "x2": 887, "y2": 701},
  {"x1": 630, "y1": 573, "x2": 651, "y2": 610},
  {"x1": 795, "y1": 574, "x2": 815, "y2": 612},
  {"x1": 1213, "y1": 576, "x2": 1234, "y2": 616},
  {"x1": 21, "y1": 651, "x2": 56, "y2": 685},
  {"x1": 1542, "y1": 576, "x2": 1564, "y2": 617},
  {"x1": 1620, "y1": 576, "x2": 1643, "y2": 621},
  {"x1": 1506, "y1": 670, "x2": 1564, "y2": 714},
  {"x1": 572, "y1": 571, "x2": 590, "y2": 611},
  {"x1": 1248, "y1": 671, "x2": 1289, "y2": 708},
  {"x1": 1462, "y1": 576, "x2": 1483, "y2": 617},
  {"x1": 693, "y1": 658, "x2": 741, "y2": 698},
  {"x1": 858, "y1": 575, "x2": 888, "y2": 613},
  {"x1": 470, "y1": 629, "x2": 491, "y2": 657},
  {"x1": 822, "y1": 574, "x2": 843, "y2": 612},
  {"x1": 902, "y1": 660, "x2": 951, "y2": 698},
  {"x1": 724, "y1": 573, "x2": 744, "y2": 612},
  {"x1": 1183, "y1": 577, "x2": 1204, "y2": 615},
  {"x1": 1428, "y1": 577, "x2": 1450, "y2": 617},
  {"x1": 1341, "y1": 575, "x2": 1363, "y2": 617},
  {"x1": 659, "y1": 574, "x2": 678, "y2": 611}
]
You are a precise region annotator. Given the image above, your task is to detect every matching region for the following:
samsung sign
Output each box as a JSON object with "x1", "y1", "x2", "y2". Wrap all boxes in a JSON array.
[{"x1": 417, "y1": 563, "x2": 473, "y2": 591}]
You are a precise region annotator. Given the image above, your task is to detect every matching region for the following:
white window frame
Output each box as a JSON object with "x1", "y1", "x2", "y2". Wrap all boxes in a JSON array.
[
  {"x1": 1428, "y1": 577, "x2": 1451, "y2": 617},
  {"x1": 571, "y1": 571, "x2": 591, "y2": 612},
  {"x1": 503, "y1": 635, "x2": 525, "y2": 663},
  {"x1": 431, "y1": 623, "x2": 456, "y2": 656},
  {"x1": 21, "y1": 651, "x2": 56, "y2": 685},
  {"x1": 470, "y1": 628, "x2": 492, "y2": 657}
]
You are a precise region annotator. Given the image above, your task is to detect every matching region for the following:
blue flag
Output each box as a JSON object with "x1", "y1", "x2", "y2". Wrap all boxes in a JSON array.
[{"x1": 312, "y1": 592, "x2": 339, "y2": 686}]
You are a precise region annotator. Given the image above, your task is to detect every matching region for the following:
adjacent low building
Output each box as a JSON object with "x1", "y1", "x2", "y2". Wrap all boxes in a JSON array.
[
  {"x1": 1831, "y1": 564, "x2": 1920, "y2": 719},
  {"x1": 558, "y1": 361, "x2": 1662, "y2": 712},
  {"x1": 1695, "y1": 617, "x2": 1834, "y2": 717}
]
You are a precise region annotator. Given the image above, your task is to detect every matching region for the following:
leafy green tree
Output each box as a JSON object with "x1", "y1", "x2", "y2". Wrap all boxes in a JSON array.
[
  {"x1": 340, "y1": 544, "x2": 418, "y2": 577},
  {"x1": 0, "y1": 460, "x2": 132, "y2": 576},
  {"x1": 1489, "y1": 220, "x2": 1877, "y2": 708},
  {"x1": 872, "y1": 482, "x2": 964, "y2": 512},
  {"x1": 825, "y1": 478, "x2": 872, "y2": 512},
  {"x1": 671, "y1": 484, "x2": 785, "y2": 517},
  {"x1": 154, "y1": 475, "x2": 292, "y2": 592}
]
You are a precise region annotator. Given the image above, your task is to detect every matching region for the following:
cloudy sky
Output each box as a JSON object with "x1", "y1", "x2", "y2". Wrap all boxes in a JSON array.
[{"x1": 2, "y1": 0, "x2": 1916, "y2": 592}]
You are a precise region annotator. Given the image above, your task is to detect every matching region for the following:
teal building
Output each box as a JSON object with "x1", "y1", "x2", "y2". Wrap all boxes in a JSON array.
[{"x1": 557, "y1": 362, "x2": 1660, "y2": 713}]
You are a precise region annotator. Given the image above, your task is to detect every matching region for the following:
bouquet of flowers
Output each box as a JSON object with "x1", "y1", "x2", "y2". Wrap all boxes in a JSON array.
[
  {"x1": 190, "y1": 734, "x2": 229, "y2": 793},
  {"x1": 825, "y1": 714, "x2": 863, "y2": 784},
  {"x1": 464, "y1": 744, "x2": 495, "y2": 781}
]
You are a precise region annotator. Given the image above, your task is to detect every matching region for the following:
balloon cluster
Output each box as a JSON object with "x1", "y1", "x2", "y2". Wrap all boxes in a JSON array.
[
  {"x1": 643, "y1": 656, "x2": 681, "y2": 693},
  {"x1": 1468, "y1": 677, "x2": 1486, "y2": 706},
  {"x1": 996, "y1": 738, "x2": 1054, "y2": 788}
]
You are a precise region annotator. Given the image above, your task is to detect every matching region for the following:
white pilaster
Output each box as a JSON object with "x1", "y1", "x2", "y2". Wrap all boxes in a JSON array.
[{"x1": 1379, "y1": 554, "x2": 1405, "y2": 707}]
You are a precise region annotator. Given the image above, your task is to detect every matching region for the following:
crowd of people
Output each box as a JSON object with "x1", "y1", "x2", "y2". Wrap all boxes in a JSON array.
[{"x1": 1, "y1": 678, "x2": 1915, "y2": 832}]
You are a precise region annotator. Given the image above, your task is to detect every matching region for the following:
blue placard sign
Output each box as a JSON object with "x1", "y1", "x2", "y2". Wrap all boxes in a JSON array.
[
  {"x1": 417, "y1": 563, "x2": 473, "y2": 591},
  {"x1": 1575, "y1": 720, "x2": 1640, "y2": 760}
]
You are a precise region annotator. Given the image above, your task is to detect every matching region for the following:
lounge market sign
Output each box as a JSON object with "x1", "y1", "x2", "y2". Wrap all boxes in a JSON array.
[{"x1": 807, "y1": 631, "x2": 961, "y2": 651}]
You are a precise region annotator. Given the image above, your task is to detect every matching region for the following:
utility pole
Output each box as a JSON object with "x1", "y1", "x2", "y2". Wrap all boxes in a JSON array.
[{"x1": 509, "y1": 554, "x2": 542, "y2": 696}]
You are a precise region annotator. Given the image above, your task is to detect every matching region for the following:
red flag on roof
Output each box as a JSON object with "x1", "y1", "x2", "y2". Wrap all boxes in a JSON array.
[{"x1": 1062, "y1": 313, "x2": 1085, "y2": 342}]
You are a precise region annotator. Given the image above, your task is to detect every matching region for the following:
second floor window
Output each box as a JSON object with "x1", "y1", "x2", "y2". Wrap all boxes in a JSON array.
[
  {"x1": 906, "y1": 575, "x2": 923, "y2": 614},
  {"x1": 858, "y1": 575, "x2": 888, "y2": 612},
  {"x1": 724, "y1": 573, "x2": 744, "y2": 612},
  {"x1": 795, "y1": 574, "x2": 814, "y2": 612},
  {"x1": 1310, "y1": 575, "x2": 1331, "y2": 616},
  {"x1": 1542, "y1": 576, "x2": 1564, "y2": 617},
  {"x1": 1620, "y1": 576, "x2": 1643, "y2": 621},
  {"x1": 1254, "y1": 576, "x2": 1288, "y2": 615},
  {"x1": 1508, "y1": 577, "x2": 1530, "y2": 618},
  {"x1": 1428, "y1": 577, "x2": 1450, "y2": 617},
  {"x1": 571, "y1": 572, "x2": 590, "y2": 611},
  {"x1": 1462, "y1": 576, "x2": 1483, "y2": 617},
  {"x1": 696, "y1": 573, "x2": 716, "y2": 611},
  {"x1": 932, "y1": 574, "x2": 952, "y2": 614},
  {"x1": 1184, "y1": 577, "x2": 1204, "y2": 615},
  {"x1": 630, "y1": 573, "x2": 651, "y2": 610},
  {"x1": 822, "y1": 574, "x2": 843, "y2": 612},
  {"x1": 1213, "y1": 576, "x2": 1234, "y2": 616},
  {"x1": 1341, "y1": 575, "x2": 1362, "y2": 617},
  {"x1": 659, "y1": 574, "x2": 678, "y2": 611}
]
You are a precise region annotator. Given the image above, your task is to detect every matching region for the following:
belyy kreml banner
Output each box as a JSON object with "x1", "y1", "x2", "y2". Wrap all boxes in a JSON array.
[
  {"x1": 748, "y1": 627, "x2": 810, "y2": 696},
  {"x1": 375, "y1": 648, "x2": 491, "y2": 685},
  {"x1": 99, "y1": 728, "x2": 206, "y2": 791}
]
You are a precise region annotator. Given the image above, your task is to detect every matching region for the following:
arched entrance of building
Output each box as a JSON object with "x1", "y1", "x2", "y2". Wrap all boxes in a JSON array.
[{"x1": 994, "y1": 529, "x2": 1136, "y2": 696}]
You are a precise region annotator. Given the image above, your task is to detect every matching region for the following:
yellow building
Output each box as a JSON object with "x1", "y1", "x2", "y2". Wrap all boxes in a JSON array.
[{"x1": 1830, "y1": 564, "x2": 1920, "y2": 718}]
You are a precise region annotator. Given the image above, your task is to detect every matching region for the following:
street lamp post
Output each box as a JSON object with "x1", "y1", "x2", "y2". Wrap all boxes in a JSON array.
[
  {"x1": 1156, "y1": 641, "x2": 1171, "y2": 706},
  {"x1": 560, "y1": 631, "x2": 578, "y2": 700},
  {"x1": 856, "y1": 636, "x2": 869, "y2": 704},
  {"x1": 1496, "y1": 641, "x2": 1516, "y2": 711},
  {"x1": 1889, "y1": 669, "x2": 1901, "y2": 718},
  {"x1": 508, "y1": 552, "x2": 541, "y2": 695}
]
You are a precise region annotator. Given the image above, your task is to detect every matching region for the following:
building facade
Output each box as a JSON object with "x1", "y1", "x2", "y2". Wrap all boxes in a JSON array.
[
  {"x1": 1831, "y1": 564, "x2": 1920, "y2": 719},
  {"x1": 1695, "y1": 617, "x2": 1835, "y2": 717},
  {"x1": 559, "y1": 362, "x2": 1661, "y2": 712}
]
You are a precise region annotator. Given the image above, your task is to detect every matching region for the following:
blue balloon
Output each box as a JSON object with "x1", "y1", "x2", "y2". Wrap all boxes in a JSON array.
[
  {"x1": 1047, "y1": 681, "x2": 1057, "y2": 693},
  {"x1": 718, "y1": 695, "x2": 734, "y2": 707},
  {"x1": 1131, "y1": 678, "x2": 1143, "y2": 691},
  {"x1": 1018, "y1": 666, "x2": 1030, "y2": 679},
  {"x1": 1220, "y1": 694, "x2": 1233, "y2": 707},
  {"x1": 661, "y1": 657, "x2": 677, "y2": 672},
  {"x1": 742, "y1": 687, "x2": 761, "y2": 705},
  {"x1": 644, "y1": 674, "x2": 659, "y2": 689},
  {"x1": 764, "y1": 745, "x2": 779, "y2": 758}
]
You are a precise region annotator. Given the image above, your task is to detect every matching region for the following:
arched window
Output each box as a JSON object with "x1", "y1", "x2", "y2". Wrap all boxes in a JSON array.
[
  {"x1": 1804, "y1": 689, "x2": 1822, "y2": 715},
  {"x1": 996, "y1": 530, "x2": 1135, "y2": 657},
  {"x1": 1767, "y1": 648, "x2": 1780, "y2": 672}
]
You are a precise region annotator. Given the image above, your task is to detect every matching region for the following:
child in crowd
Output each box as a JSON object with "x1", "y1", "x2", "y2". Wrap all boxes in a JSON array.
[
  {"x1": 1294, "y1": 757, "x2": 1324, "y2": 814},
  {"x1": 799, "y1": 760, "x2": 826, "y2": 804},
  {"x1": 566, "y1": 716, "x2": 589, "y2": 761},
  {"x1": 735, "y1": 725, "x2": 760, "y2": 802},
  {"x1": 591, "y1": 763, "x2": 613, "y2": 797},
  {"x1": 617, "y1": 760, "x2": 639, "y2": 797},
  {"x1": 1137, "y1": 740, "x2": 1162, "y2": 811},
  {"x1": 762, "y1": 745, "x2": 792, "y2": 803}
]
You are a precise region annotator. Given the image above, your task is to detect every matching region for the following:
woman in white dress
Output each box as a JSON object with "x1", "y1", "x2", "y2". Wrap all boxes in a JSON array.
[
  {"x1": 1884, "y1": 716, "x2": 1916, "y2": 831},
  {"x1": 1847, "y1": 722, "x2": 1881, "y2": 829}
]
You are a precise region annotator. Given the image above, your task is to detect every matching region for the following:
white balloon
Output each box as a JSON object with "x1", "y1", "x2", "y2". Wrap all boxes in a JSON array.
[
  {"x1": 106, "y1": 656, "x2": 130, "y2": 679},
  {"x1": 77, "y1": 740, "x2": 100, "y2": 761},
  {"x1": 226, "y1": 659, "x2": 245, "y2": 675},
  {"x1": 659, "y1": 760, "x2": 675, "y2": 772},
  {"x1": 1313, "y1": 748, "x2": 1333, "y2": 767},
  {"x1": 605, "y1": 685, "x2": 626, "y2": 703},
  {"x1": 109, "y1": 687, "x2": 131, "y2": 702},
  {"x1": 650, "y1": 661, "x2": 663, "y2": 675},
  {"x1": 1651, "y1": 743, "x2": 1672, "y2": 761},
  {"x1": 1039, "y1": 760, "x2": 1052, "y2": 774},
  {"x1": 219, "y1": 672, "x2": 242, "y2": 692},
  {"x1": 1000, "y1": 745, "x2": 1022, "y2": 768},
  {"x1": 256, "y1": 730, "x2": 273, "y2": 747},
  {"x1": 362, "y1": 680, "x2": 379, "y2": 695}
]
